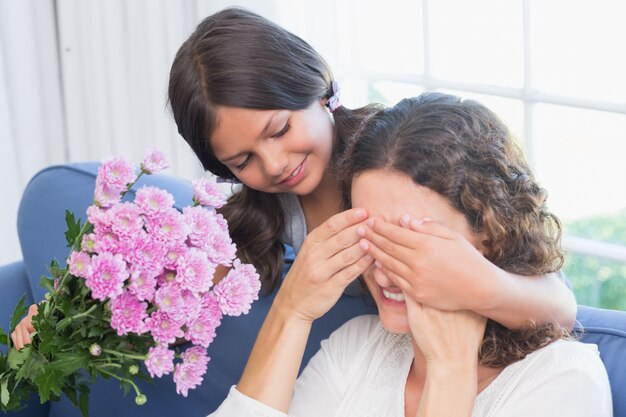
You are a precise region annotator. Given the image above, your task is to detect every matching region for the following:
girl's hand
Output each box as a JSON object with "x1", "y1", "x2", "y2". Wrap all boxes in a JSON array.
[
  {"x1": 10, "y1": 304, "x2": 39, "y2": 350},
  {"x1": 358, "y1": 216, "x2": 497, "y2": 312},
  {"x1": 275, "y1": 208, "x2": 374, "y2": 322}
]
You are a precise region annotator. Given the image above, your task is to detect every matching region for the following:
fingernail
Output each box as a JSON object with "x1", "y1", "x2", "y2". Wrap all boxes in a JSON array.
[
  {"x1": 357, "y1": 226, "x2": 366, "y2": 237},
  {"x1": 363, "y1": 254, "x2": 373, "y2": 262},
  {"x1": 367, "y1": 217, "x2": 375, "y2": 227},
  {"x1": 374, "y1": 260, "x2": 382, "y2": 269},
  {"x1": 400, "y1": 214, "x2": 411, "y2": 227},
  {"x1": 359, "y1": 239, "x2": 369, "y2": 250},
  {"x1": 421, "y1": 216, "x2": 433, "y2": 222},
  {"x1": 354, "y1": 208, "x2": 366, "y2": 219}
]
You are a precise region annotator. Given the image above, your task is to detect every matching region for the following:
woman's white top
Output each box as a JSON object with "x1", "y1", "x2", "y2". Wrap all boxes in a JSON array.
[{"x1": 210, "y1": 315, "x2": 612, "y2": 417}]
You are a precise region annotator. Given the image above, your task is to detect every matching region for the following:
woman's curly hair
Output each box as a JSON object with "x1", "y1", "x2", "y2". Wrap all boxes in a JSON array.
[{"x1": 340, "y1": 92, "x2": 568, "y2": 367}]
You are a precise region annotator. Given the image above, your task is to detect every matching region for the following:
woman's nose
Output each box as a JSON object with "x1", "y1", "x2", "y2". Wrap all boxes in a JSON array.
[{"x1": 373, "y1": 266, "x2": 395, "y2": 288}]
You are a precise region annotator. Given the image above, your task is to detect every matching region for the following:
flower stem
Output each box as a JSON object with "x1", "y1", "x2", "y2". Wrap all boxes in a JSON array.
[
  {"x1": 98, "y1": 369, "x2": 142, "y2": 396},
  {"x1": 102, "y1": 348, "x2": 147, "y2": 361}
]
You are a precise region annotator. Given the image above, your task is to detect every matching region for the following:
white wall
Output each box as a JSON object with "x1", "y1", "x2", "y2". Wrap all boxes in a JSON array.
[{"x1": 0, "y1": 0, "x2": 339, "y2": 265}]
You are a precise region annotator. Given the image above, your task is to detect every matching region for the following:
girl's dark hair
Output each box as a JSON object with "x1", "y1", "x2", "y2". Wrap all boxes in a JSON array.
[
  {"x1": 168, "y1": 7, "x2": 378, "y2": 290},
  {"x1": 341, "y1": 92, "x2": 568, "y2": 367}
]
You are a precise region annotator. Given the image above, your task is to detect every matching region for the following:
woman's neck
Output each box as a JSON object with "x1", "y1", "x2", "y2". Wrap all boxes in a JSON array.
[
  {"x1": 405, "y1": 342, "x2": 503, "y2": 416},
  {"x1": 298, "y1": 171, "x2": 343, "y2": 232}
]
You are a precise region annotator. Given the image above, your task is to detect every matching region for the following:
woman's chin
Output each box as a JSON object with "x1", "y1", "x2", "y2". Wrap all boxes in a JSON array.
[{"x1": 379, "y1": 314, "x2": 411, "y2": 335}]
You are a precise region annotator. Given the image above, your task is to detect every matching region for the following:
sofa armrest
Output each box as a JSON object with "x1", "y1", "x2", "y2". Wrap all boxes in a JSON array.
[
  {"x1": 577, "y1": 305, "x2": 626, "y2": 417},
  {"x1": 0, "y1": 261, "x2": 34, "y2": 346}
]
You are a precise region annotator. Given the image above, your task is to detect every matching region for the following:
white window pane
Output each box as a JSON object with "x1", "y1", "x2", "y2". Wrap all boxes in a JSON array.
[
  {"x1": 533, "y1": 104, "x2": 626, "y2": 222},
  {"x1": 531, "y1": 1, "x2": 626, "y2": 102},
  {"x1": 337, "y1": 0, "x2": 423, "y2": 75},
  {"x1": 429, "y1": 1, "x2": 523, "y2": 87},
  {"x1": 370, "y1": 81, "x2": 425, "y2": 105},
  {"x1": 439, "y1": 89, "x2": 525, "y2": 148}
]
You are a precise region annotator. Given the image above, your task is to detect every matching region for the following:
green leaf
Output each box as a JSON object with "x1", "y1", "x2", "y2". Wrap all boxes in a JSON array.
[
  {"x1": 78, "y1": 384, "x2": 90, "y2": 417},
  {"x1": 0, "y1": 327, "x2": 7, "y2": 346},
  {"x1": 48, "y1": 352, "x2": 90, "y2": 376},
  {"x1": 39, "y1": 277, "x2": 56, "y2": 293},
  {"x1": 9, "y1": 295, "x2": 28, "y2": 334},
  {"x1": 14, "y1": 349, "x2": 47, "y2": 382},
  {"x1": 64, "y1": 210, "x2": 82, "y2": 248},
  {"x1": 1, "y1": 378, "x2": 9, "y2": 407},
  {"x1": 34, "y1": 368, "x2": 63, "y2": 403},
  {"x1": 49, "y1": 259, "x2": 65, "y2": 280},
  {"x1": 7, "y1": 346, "x2": 30, "y2": 370}
]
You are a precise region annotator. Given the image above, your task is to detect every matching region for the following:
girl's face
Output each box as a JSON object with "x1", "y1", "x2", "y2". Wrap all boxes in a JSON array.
[
  {"x1": 210, "y1": 101, "x2": 333, "y2": 196},
  {"x1": 351, "y1": 169, "x2": 483, "y2": 334}
]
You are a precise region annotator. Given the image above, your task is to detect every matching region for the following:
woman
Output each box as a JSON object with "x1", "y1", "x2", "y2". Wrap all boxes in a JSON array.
[{"x1": 211, "y1": 92, "x2": 612, "y2": 416}]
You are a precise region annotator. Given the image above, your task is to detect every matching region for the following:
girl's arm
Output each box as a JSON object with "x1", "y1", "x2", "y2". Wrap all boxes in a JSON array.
[
  {"x1": 360, "y1": 217, "x2": 576, "y2": 330},
  {"x1": 236, "y1": 208, "x2": 372, "y2": 412}
]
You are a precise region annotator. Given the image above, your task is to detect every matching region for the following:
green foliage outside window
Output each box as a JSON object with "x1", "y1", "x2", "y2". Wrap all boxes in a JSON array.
[{"x1": 563, "y1": 210, "x2": 626, "y2": 311}]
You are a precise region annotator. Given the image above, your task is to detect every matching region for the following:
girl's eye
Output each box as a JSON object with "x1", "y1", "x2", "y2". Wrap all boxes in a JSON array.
[
  {"x1": 235, "y1": 155, "x2": 252, "y2": 171},
  {"x1": 271, "y1": 121, "x2": 291, "y2": 138}
]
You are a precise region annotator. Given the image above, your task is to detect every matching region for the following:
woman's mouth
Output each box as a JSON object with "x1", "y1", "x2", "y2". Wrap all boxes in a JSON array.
[{"x1": 381, "y1": 288, "x2": 406, "y2": 303}]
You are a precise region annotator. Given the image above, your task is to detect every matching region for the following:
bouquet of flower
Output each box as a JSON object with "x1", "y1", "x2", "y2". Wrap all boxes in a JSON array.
[{"x1": 0, "y1": 150, "x2": 260, "y2": 416}]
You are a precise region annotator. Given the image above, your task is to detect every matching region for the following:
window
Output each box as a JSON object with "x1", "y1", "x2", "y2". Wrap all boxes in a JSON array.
[{"x1": 334, "y1": 0, "x2": 626, "y2": 309}]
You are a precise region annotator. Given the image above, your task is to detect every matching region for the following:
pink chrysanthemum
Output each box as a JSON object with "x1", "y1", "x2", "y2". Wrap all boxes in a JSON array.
[
  {"x1": 145, "y1": 208, "x2": 189, "y2": 244},
  {"x1": 157, "y1": 269, "x2": 178, "y2": 287},
  {"x1": 192, "y1": 177, "x2": 227, "y2": 208},
  {"x1": 126, "y1": 231, "x2": 166, "y2": 278},
  {"x1": 180, "y1": 289, "x2": 202, "y2": 322},
  {"x1": 92, "y1": 230, "x2": 120, "y2": 255},
  {"x1": 185, "y1": 292, "x2": 222, "y2": 348},
  {"x1": 173, "y1": 346, "x2": 210, "y2": 397},
  {"x1": 128, "y1": 267, "x2": 158, "y2": 302},
  {"x1": 134, "y1": 186, "x2": 175, "y2": 218},
  {"x1": 94, "y1": 183, "x2": 122, "y2": 208},
  {"x1": 141, "y1": 149, "x2": 169, "y2": 174},
  {"x1": 110, "y1": 290, "x2": 148, "y2": 336},
  {"x1": 175, "y1": 248, "x2": 216, "y2": 293},
  {"x1": 183, "y1": 207, "x2": 236, "y2": 265},
  {"x1": 163, "y1": 244, "x2": 188, "y2": 270},
  {"x1": 85, "y1": 252, "x2": 129, "y2": 301},
  {"x1": 81, "y1": 233, "x2": 98, "y2": 253},
  {"x1": 86, "y1": 205, "x2": 111, "y2": 234},
  {"x1": 212, "y1": 260, "x2": 261, "y2": 316},
  {"x1": 154, "y1": 282, "x2": 186, "y2": 322},
  {"x1": 109, "y1": 202, "x2": 144, "y2": 237},
  {"x1": 67, "y1": 251, "x2": 92, "y2": 278},
  {"x1": 97, "y1": 157, "x2": 137, "y2": 192},
  {"x1": 145, "y1": 345, "x2": 175, "y2": 378},
  {"x1": 145, "y1": 310, "x2": 184, "y2": 345}
]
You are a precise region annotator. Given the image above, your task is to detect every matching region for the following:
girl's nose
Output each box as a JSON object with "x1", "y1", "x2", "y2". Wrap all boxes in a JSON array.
[{"x1": 259, "y1": 145, "x2": 289, "y2": 178}]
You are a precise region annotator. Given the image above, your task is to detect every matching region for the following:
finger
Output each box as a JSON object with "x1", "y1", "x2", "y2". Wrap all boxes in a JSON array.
[
  {"x1": 325, "y1": 241, "x2": 369, "y2": 273},
  {"x1": 19, "y1": 326, "x2": 32, "y2": 347},
  {"x1": 359, "y1": 238, "x2": 413, "y2": 281},
  {"x1": 320, "y1": 219, "x2": 372, "y2": 260},
  {"x1": 374, "y1": 263, "x2": 415, "y2": 297},
  {"x1": 334, "y1": 253, "x2": 374, "y2": 285},
  {"x1": 13, "y1": 330, "x2": 23, "y2": 350},
  {"x1": 402, "y1": 216, "x2": 458, "y2": 240},
  {"x1": 366, "y1": 216, "x2": 425, "y2": 249},
  {"x1": 310, "y1": 208, "x2": 368, "y2": 242}
]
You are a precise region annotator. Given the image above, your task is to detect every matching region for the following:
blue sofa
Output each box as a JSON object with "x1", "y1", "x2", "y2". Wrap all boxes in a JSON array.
[{"x1": 1, "y1": 163, "x2": 624, "y2": 417}]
